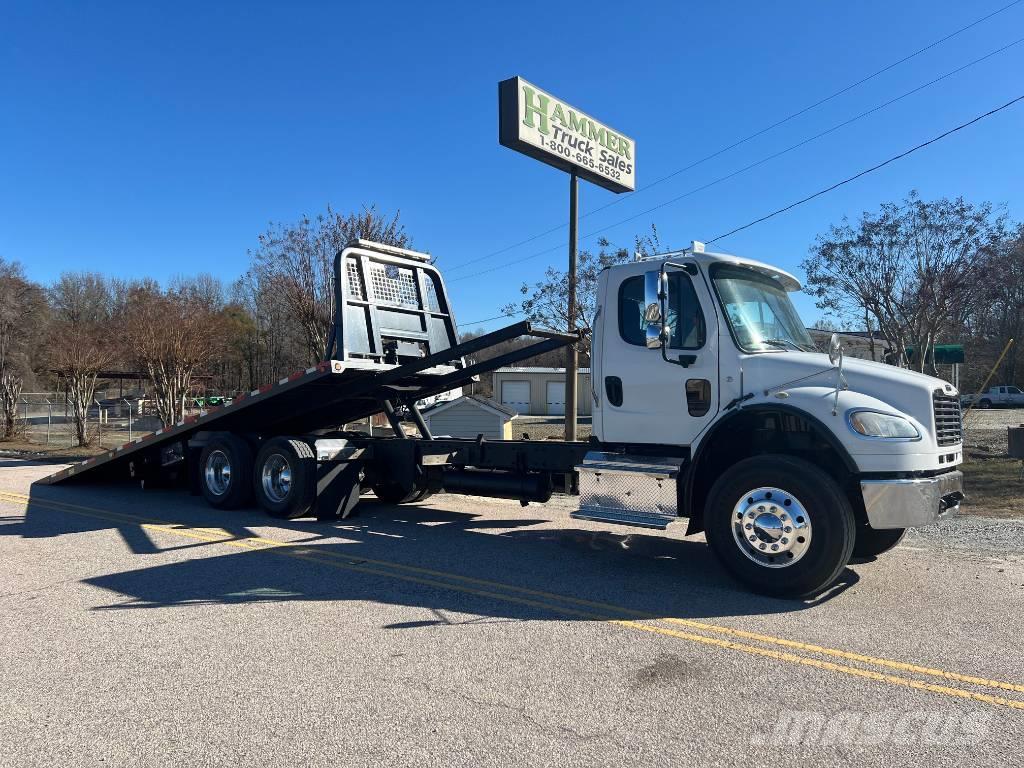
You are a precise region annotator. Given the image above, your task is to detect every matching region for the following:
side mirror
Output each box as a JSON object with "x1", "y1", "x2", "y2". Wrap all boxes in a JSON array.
[
  {"x1": 828, "y1": 332, "x2": 845, "y2": 416},
  {"x1": 644, "y1": 271, "x2": 668, "y2": 349},
  {"x1": 827, "y1": 332, "x2": 844, "y2": 366}
]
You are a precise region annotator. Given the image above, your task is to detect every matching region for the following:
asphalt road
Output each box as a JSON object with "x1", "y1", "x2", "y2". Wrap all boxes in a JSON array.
[{"x1": 1, "y1": 458, "x2": 1022, "y2": 767}]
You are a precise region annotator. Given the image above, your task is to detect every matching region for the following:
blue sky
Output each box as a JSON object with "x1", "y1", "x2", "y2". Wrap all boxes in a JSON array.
[{"x1": 2, "y1": 0, "x2": 1022, "y2": 328}]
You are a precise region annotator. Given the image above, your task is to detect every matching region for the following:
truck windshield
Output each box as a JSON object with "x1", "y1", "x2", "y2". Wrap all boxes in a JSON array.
[{"x1": 710, "y1": 264, "x2": 816, "y2": 353}]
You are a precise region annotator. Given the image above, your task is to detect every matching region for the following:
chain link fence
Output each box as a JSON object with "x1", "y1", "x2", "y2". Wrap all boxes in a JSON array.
[{"x1": 13, "y1": 392, "x2": 163, "y2": 450}]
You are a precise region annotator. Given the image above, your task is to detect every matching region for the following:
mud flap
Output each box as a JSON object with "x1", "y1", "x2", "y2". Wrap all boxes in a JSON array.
[{"x1": 315, "y1": 461, "x2": 363, "y2": 520}]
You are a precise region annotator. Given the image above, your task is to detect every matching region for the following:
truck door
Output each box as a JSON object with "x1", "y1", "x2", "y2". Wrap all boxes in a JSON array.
[
  {"x1": 1009, "y1": 386, "x2": 1024, "y2": 406},
  {"x1": 599, "y1": 263, "x2": 719, "y2": 446}
]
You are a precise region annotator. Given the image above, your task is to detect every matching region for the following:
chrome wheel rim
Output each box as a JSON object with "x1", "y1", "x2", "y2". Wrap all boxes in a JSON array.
[
  {"x1": 261, "y1": 454, "x2": 292, "y2": 503},
  {"x1": 204, "y1": 450, "x2": 231, "y2": 496},
  {"x1": 731, "y1": 486, "x2": 812, "y2": 568}
]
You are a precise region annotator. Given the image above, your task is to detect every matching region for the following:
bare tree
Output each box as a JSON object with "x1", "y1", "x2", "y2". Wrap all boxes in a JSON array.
[
  {"x1": 501, "y1": 228, "x2": 664, "y2": 358},
  {"x1": 961, "y1": 224, "x2": 1024, "y2": 387},
  {"x1": 802, "y1": 193, "x2": 1005, "y2": 372},
  {"x1": 122, "y1": 281, "x2": 227, "y2": 427},
  {"x1": 0, "y1": 259, "x2": 48, "y2": 438},
  {"x1": 47, "y1": 273, "x2": 115, "y2": 445},
  {"x1": 249, "y1": 205, "x2": 410, "y2": 363},
  {"x1": 49, "y1": 325, "x2": 115, "y2": 446}
]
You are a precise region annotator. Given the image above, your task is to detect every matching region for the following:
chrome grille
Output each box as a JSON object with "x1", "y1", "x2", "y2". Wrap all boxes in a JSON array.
[{"x1": 933, "y1": 390, "x2": 962, "y2": 446}]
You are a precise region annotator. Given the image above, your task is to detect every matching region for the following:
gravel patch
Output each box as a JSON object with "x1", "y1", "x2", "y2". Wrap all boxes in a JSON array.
[
  {"x1": 962, "y1": 409, "x2": 1024, "y2": 457},
  {"x1": 905, "y1": 515, "x2": 1024, "y2": 560}
]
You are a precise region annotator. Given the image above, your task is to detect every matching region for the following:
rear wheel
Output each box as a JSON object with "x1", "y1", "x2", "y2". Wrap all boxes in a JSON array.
[
  {"x1": 852, "y1": 525, "x2": 906, "y2": 560},
  {"x1": 253, "y1": 438, "x2": 316, "y2": 519},
  {"x1": 979, "y1": 399, "x2": 992, "y2": 409},
  {"x1": 371, "y1": 472, "x2": 433, "y2": 505},
  {"x1": 371, "y1": 483, "x2": 420, "y2": 504},
  {"x1": 704, "y1": 455, "x2": 855, "y2": 598},
  {"x1": 199, "y1": 435, "x2": 253, "y2": 509}
]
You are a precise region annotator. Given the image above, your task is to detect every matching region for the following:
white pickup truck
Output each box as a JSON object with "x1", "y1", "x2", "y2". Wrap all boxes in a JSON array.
[{"x1": 963, "y1": 385, "x2": 1024, "y2": 409}]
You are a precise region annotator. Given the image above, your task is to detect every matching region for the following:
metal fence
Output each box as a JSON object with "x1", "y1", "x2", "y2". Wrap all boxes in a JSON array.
[{"x1": 13, "y1": 394, "x2": 163, "y2": 449}]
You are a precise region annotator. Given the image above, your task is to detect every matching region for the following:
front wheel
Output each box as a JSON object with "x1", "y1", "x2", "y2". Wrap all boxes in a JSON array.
[
  {"x1": 704, "y1": 455, "x2": 855, "y2": 598},
  {"x1": 851, "y1": 525, "x2": 906, "y2": 560}
]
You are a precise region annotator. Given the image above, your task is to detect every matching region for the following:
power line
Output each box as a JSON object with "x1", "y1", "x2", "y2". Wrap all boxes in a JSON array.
[
  {"x1": 584, "y1": 0, "x2": 1024, "y2": 209},
  {"x1": 705, "y1": 94, "x2": 1024, "y2": 244},
  {"x1": 459, "y1": 93, "x2": 1024, "y2": 326},
  {"x1": 459, "y1": 311, "x2": 521, "y2": 327},
  {"x1": 449, "y1": 40, "x2": 1023, "y2": 283},
  {"x1": 443, "y1": 0, "x2": 1023, "y2": 274}
]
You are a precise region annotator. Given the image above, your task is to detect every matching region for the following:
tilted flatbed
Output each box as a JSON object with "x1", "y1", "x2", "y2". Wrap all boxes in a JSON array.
[{"x1": 37, "y1": 240, "x2": 594, "y2": 517}]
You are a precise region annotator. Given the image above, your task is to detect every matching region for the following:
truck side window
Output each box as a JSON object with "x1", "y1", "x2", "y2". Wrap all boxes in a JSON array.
[{"x1": 618, "y1": 273, "x2": 705, "y2": 349}]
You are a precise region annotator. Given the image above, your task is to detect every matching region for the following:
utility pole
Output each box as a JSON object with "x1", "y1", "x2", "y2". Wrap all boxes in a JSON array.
[{"x1": 565, "y1": 171, "x2": 579, "y2": 442}]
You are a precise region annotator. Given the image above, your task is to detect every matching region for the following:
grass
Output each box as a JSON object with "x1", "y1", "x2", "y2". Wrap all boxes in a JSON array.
[
  {"x1": 960, "y1": 456, "x2": 1023, "y2": 519},
  {"x1": 0, "y1": 438, "x2": 109, "y2": 463}
]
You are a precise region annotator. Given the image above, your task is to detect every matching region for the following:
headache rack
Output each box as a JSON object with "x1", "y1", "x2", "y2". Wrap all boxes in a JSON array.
[{"x1": 38, "y1": 240, "x2": 581, "y2": 487}]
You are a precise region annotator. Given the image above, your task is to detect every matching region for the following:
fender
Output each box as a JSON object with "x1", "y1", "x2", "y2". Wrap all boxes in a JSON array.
[{"x1": 682, "y1": 403, "x2": 858, "y2": 534}]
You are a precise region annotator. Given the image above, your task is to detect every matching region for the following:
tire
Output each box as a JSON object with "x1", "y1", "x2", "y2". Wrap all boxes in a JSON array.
[
  {"x1": 979, "y1": 399, "x2": 992, "y2": 409},
  {"x1": 199, "y1": 435, "x2": 253, "y2": 509},
  {"x1": 253, "y1": 437, "x2": 317, "y2": 519},
  {"x1": 704, "y1": 455, "x2": 856, "y2": 598},
  {"x1": 851, "y1": 526, "x2": 906, "y2": 560},
  {"x1": 370, "y1": 483, "x2": 420, "y2": 504}
]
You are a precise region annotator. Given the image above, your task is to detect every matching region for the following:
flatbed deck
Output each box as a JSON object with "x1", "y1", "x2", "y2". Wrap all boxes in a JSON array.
[{"x1": 38, "y1": 321, "x2": 580, "y2": 488}]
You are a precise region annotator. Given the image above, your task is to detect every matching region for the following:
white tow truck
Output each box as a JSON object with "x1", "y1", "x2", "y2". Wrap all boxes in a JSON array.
[{"x1": 40, "y1": 239, "x2": 965, "y2": 598}]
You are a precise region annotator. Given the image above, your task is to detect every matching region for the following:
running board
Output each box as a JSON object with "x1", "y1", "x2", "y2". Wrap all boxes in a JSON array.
[
  {"x1": 571, "y1": 508, "x2": 673, "y2": 530},
  {"x1": 571, "y1": 451, "x2": 682, "y2": 530}
]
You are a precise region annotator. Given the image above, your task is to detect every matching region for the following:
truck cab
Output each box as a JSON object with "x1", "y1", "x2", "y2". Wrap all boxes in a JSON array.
[{"x1": 582, "y1": 244, "x2": 964, "y2": 595}]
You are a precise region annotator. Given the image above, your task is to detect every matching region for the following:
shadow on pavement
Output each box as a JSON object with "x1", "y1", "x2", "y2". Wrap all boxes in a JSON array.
[{"x1": 6, "y1": 481, "x2": 859, "y2": 623}]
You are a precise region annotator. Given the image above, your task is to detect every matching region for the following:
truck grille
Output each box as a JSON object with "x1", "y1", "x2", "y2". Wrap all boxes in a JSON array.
[{"x1": 933, "y1": 390, "x2": 962, "y2": 446}]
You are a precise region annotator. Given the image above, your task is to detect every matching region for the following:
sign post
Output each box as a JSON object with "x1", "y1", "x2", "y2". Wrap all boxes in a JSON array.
[
  {"x1": 499, "y1": 76, "x2": 635, "y2": 440},
  {"x1": 566, "y1": 170, "x2": 579, "y2": 440}
]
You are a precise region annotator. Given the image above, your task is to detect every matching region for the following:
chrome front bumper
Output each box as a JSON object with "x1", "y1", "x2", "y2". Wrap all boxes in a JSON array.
[{"x1": 860, "y1": 470, "x2": 963, "y2": 530}]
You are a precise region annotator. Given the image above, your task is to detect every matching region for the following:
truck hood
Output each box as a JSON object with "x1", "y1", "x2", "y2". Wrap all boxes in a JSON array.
[
  {"x1": 744, "y1": 351, "x2": 954, "y2": 394},
  {"x1": 740, "y1": 351, "x2": 958, "y2": 454}
]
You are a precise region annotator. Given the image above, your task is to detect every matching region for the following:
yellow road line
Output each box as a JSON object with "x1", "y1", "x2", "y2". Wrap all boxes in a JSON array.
[
  {"x1": 7, "y1": 489, "x2": 1022, "y2": 696},
  {"x1": 3, "y1": 489, "x2": 1024, "y2": 710}
]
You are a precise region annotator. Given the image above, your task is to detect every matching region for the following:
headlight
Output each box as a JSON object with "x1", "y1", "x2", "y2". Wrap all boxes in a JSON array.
[{"x1": 847, "y1": 410, "x2": 920, "y2": 439}]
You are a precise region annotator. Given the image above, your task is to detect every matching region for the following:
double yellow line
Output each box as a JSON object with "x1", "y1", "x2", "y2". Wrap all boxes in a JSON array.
[{"x1": 2, "y1": 488, "x2": 1023, "y2": 712}]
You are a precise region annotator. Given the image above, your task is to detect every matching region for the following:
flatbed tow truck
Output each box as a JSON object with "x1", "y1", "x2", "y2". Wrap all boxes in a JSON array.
[{"x1": 37, "y1": 239, "x2": 965, "y2": 597}]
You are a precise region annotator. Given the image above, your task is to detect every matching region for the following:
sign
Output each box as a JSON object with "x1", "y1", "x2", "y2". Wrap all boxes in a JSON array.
[{"x1": 499, "y1": 76, "x2": 635, "y2": 193}]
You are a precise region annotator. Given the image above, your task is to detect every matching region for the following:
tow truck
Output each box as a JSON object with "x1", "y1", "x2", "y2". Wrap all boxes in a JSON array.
[{"x1": 37, "y1": 239, "x2": 965, "y2": 597}]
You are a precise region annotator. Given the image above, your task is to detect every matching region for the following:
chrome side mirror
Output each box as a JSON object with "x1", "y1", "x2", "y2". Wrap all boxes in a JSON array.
[
  {"x1": 644, "y1": 270, "x2": 668, "y2": 349},
  {"x1": 828, "y1": 332, "x2": 844, "y2": 366}
]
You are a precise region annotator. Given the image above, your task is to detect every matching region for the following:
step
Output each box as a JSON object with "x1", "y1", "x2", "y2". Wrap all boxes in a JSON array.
[
  {"x1": 571, "y1": 506, "x2": 672, "y2": 530},
  {"x1": 577, "y1": 451, "x2": 681, "y2": 479},
  {"x1": 573, "y1": 450, "x2": 681, "y2": 529}
]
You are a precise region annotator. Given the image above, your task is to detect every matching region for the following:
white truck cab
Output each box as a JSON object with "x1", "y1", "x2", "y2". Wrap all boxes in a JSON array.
[{"x1": 578, "y1": 244, "x2": 964, "y2": 596}]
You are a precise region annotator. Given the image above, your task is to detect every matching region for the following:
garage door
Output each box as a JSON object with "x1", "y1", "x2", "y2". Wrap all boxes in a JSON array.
[
  {"x1": 546, "y1": 381, "x2": 565, "y2": 416},
  {"x1": 500, "y1": 381, "x2": 530, "y2": 414}
]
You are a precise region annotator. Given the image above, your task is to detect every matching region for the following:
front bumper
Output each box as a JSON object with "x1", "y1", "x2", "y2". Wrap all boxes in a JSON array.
[{"x1": 860, "y1": 470, "x2": 963, "y2": 529}]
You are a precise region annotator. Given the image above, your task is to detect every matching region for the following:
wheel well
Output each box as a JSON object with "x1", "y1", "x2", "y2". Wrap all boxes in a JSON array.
[{"x1": 683, "y1": 407, "x2": 863, "y2": 534}]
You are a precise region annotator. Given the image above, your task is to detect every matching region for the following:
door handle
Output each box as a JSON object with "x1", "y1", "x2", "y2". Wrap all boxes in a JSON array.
[
  {"x1": 676, "y1": 354, "x2": 697, "y2": 368},
  {"x1": 605, "y1": 376, "x2": 623, "y2": 407}
]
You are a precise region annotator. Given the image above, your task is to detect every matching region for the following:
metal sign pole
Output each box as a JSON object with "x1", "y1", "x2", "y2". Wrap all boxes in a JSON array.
[{"x1": 565, "y1": 171, "x2": 579, "y2": 442}]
